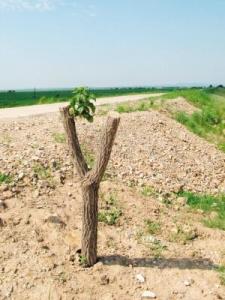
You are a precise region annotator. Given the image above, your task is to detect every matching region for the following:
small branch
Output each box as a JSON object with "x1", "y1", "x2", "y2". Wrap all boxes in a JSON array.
[
  {"x1": 60, "y1": 106, "x2": 88, "y2": 178},
  {"x1": 83, "y1": 112, "x2": 120, "y2": 186}
]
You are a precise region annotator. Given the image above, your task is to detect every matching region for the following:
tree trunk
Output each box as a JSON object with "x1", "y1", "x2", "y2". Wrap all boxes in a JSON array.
[
  {"x1": 60, "y1": 106, "x2": 120, "y2": 266},
  {"x1": 81, "y1": 183, "x2": 99, "y2": 266}
]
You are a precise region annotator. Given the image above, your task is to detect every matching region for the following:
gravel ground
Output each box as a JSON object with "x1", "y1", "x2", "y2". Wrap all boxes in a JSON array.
[
  {"x1": 0, "y1": 105, "x2": 225, "y2": 299},
  {"x1": 83, "y1": 110, "x2": 225, "y2": 194}
]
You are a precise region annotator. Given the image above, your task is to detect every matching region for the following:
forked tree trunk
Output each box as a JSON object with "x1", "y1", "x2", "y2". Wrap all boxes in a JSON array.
[
  {"x1": 81, "y1": 183, "x2": 99, "y2": 266},
  {"x1": 60, "y1": 106, "x2": 120, "y2": 266}
]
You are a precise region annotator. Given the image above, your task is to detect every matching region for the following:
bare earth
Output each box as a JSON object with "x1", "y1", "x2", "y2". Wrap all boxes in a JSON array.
[
  {"x1": 0, "y1": 100, "x2": 225, "y2": 299},
  {"x1": 0, "y1": 93, "x2": 163, "y2": 120}
]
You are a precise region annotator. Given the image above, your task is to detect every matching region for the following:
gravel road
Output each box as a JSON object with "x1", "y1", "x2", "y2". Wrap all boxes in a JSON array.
[{"x1": 0, "y1": 93, "x2": 163, "y2": 120}]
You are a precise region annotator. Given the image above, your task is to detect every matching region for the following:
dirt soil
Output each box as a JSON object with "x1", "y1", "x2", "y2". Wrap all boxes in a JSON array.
[{"x1": 1, "y1": 105, "x2": 225, "y2": 300}]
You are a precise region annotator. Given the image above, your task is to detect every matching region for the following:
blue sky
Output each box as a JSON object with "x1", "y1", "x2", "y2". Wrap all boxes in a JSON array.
[{"x1": 0, "y1": 0, "x2": 225, "y2": 90}]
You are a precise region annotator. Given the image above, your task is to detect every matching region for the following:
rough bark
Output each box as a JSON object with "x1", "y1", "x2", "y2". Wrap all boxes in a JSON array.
[
  {"x1": 60, "y1": 106, "x2": 88, "y2": 178},
  {"x1": 81, "y1": 183, "x2": 99, "y2": 266},
  {"x1": 60, "y1": 106, "x2": 120, "y2": 266},
  {"x1": 83, "y1": 113, "x2": 120, "y2": 186}
]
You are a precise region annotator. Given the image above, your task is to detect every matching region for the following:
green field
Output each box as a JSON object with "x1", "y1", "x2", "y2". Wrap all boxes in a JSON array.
[{"x1": 0, "y1": 87, "x2": 174, "y2": 109}]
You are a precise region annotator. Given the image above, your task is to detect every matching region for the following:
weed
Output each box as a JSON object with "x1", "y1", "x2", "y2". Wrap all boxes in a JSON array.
[
  {"x1": 106, "y1": 193, "x2": 117, "y2": 206},
  {"x1": 98, "y1": 193, "x2": 122, "y2": 225},
  {"x1": 149, "y1": 240, "x2": 167, "y2": 258},
  {"x1": 136, "y1": 101, "x2": 150, "y2": 111},
  {"x1": 0, "y1": 172, "x2": 12, "y2": 184},
  {"x1": 217, "y1": 265, "x2": 225, "y2": 285},
  {"x1": 115, "y1": 99, "x2": 155, "y2": 114},
  {"x1": 33, "y1": 163, "x2": 52, "y2": 180},
  {"x1": 52, "y1": 132, "x2": 66, "y2": 143},
  {"x1": 144, "y1": 219, "x2": 161, "y2": 235},
  {"x1": 204, "y1": 214, "x2": 225, "y2": 231},
  {"x1": 98, "y1": 208, "x2": 122, "y2": 225},
  {"x1": 219, "y1": 142, "x2": 225, "y2": 152},
  {"x1": 141, "y1": 185, "x2": 154, "y2": 197},
  {"x1": 169, "y1": 225, "x2": 197, "y2": 244},
  {"x1": 79, "y1": 255, "x2": 88, "y2": 267},
  {"x1": 116, "y1": 103, "x2": 134, "y2": 113}
]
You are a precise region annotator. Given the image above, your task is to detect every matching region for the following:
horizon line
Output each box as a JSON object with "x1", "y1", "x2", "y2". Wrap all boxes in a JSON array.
[{"x1": 0, "y1": 83, "x2": 220, "y2": 92}]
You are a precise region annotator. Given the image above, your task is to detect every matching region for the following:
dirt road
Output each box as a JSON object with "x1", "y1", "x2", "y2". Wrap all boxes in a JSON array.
[{"x1": 0, "y1": 93, "x2": 163, "y2": 120}]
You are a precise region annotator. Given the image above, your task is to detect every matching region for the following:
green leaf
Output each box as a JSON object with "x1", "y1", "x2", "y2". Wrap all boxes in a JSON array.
[{"x1": 69, "y1": 87, "x2": 96, "y2": 122}]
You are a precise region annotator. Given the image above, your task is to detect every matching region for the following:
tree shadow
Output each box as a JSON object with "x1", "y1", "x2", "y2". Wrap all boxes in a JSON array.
[{"x1": 98, "y1": 255, "x2": 218, "y2": 270}]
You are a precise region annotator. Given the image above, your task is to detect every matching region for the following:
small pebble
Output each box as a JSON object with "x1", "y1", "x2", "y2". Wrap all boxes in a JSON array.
[
  {"x1": 136, "y1": 274, "x2": 145, "y2": 283},
  {"x1": 184, "y1": 280, "x2": 192, "y2": 286},
  {"x1": 18, "y1": 172, "x2": 24, "y2": 180},
  {"x1": 142, "y1": 291, "x2": 156, "y2": 298}
]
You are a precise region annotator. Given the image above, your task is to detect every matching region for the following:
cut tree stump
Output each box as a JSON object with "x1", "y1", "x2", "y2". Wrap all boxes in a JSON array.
[{"x1": 60, "y1": 106, "x2": 120, "y2": 266}]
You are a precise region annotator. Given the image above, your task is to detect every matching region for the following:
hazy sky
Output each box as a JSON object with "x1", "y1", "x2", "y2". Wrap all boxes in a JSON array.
[{"x1": 0, "y1": 0, "x2": 225, "y2": 90}]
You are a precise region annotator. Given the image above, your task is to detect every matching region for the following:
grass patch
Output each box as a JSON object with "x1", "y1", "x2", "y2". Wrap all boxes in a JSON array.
[
  {"x1": 218, "y1": 142, "x2": 225, "y2": 152},
  {"x1": 116, "y1": 103, "x2": 134, "y2": 113},
  {"x1": 0, "y1": 172, "x2": 12, "y2": 184},
  {"x1": 98, "y1": 209, "x2": 122, "y2": 225},
  {"x1": 32, "y1": 163, "x2": 56, "y2": 188},
  {"x1": 115, "y1": 99, "x2": 155, "y2": 114},
  {"x1": 179, "y1": 191, "x2": 225, "y2": 231},
  {"x1": 149, "y1": 240, "x2": 167, "y2": 258},
  {"x1": 163, "y1": 88, "x2": 211, "y2": 107},
  {"x1": 217, "y1": 265, "x2": 225, "y2": 285},
  {"x1": 98, "y1": 193, "x2": 122, "y2": 225},
  {"x1": 164, "y1": 88, "x2": 225, "y2": 151},
  {"x1": 33, "y1": 163, "x2": 52, "y2": 180},
  {"x1": 52, "y1": 132, "x2": 66, "y2": 143}
]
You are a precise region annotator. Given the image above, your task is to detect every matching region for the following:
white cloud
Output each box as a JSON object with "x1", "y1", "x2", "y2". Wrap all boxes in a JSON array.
[
  {"x1": 0, "y1": 0, "x2": 63, "y2": 11},
  {"x1": 0, "y1": 0, "x2": 97, "y2": 17}
]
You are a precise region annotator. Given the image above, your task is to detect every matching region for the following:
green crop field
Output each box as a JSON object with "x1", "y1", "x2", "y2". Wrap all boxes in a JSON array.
[{"x1": 0, "y1": 87, "x2": 174, "y2": 109}]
